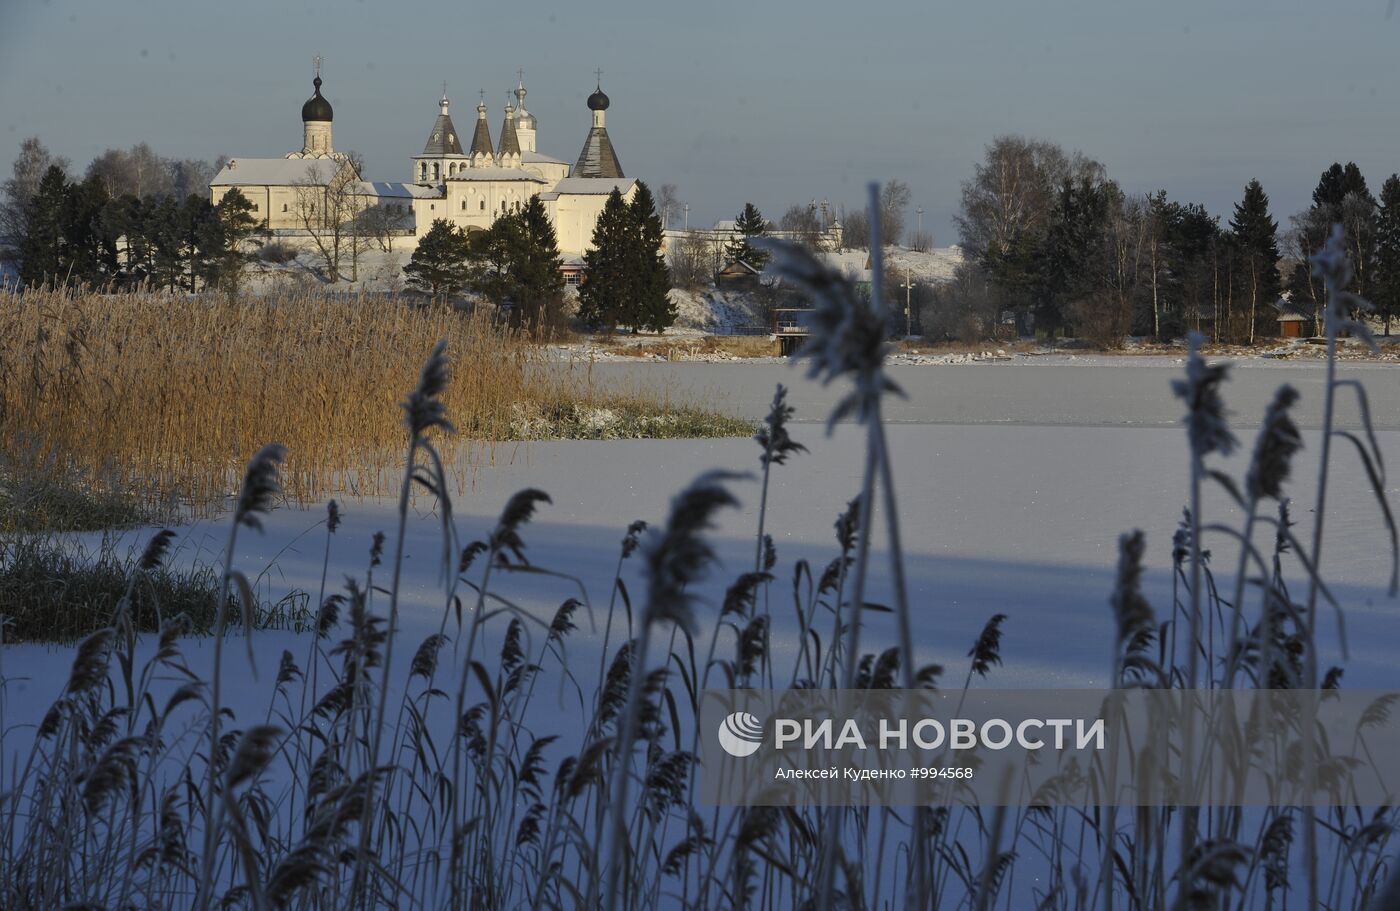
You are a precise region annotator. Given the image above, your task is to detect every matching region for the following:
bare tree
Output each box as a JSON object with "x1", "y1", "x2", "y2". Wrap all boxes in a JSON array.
[
  {"x1": 357, "y1": 203, "x2": 411, "y2": 253},
  {"x1": 85, "y1": 144, "x2": 221, "y2": 201},
  {"x1": 655, "y1": 183, "x2": 681, "y2": 230},
  {"x1": 2, "y1": 137, "x2": 69, "y2": 261},
  {"x1": 921, "y1": 261, "x2": 1003, "y2": 342},
  {"x1": 879, "y1": 179, "x2": 911, "y2": 246},
  {"x1": 667, "y1": 231, "x2": 713, "y2": 290},
  {"x1": 906, "y1": 229, "x2": 933, "y2": 252},
  {"x1": 169, "y1": 158, "x2": 218, "y2": 200},
  {"x1": 955, "y1": 135, "x2": 1080, "y2": 264},
  {"x1": 842, "y1": 208, "x2": 870, "y2": 251},
  {"x1": 778, "y1": 203, "x2": 826, "y2": 251},
  {"x1": 293, "y1": 157, "x2": 365, "y2": 283},
  {"x1": 1092, "y1": 189, "x2": 1148, "y2": 343}
]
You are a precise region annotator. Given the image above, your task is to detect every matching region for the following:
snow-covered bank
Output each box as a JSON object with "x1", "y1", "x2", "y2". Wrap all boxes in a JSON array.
[{"x1": 6, "y1": 418, "x2": 1395, "y2": 702}]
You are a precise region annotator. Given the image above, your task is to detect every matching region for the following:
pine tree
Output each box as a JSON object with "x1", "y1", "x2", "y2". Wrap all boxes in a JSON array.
[
  {"x1": 205, "y1": 188, "x2": 262, "y2": 291},
  {"x1": 404, "y1": 218, "x2": 473, "y2": 300},
  {"x1": 725, "y1": 202, "x2": 769, "y2": 268},
  {"x1": 1305, "y1": 162, "x2": 1375, "y2": 298},
  {"x1": 1375, "y1": 174, "x2": 1400, "y2": 336},
  {"x1": 628, "y1": 181, "x2": 675, "y2": 333},
  {"x1": 1229, "y1": 179, "x2": 1281, "y2": 344},
  {"x1": 577, "y1": 189, "x2": 633, "y2": 332},
  {"x1": 149, "y1": 196, "x2": 186, "y2": 292},
  {"x1": 17, "y1": 165, "x2": 67, "y2": 286},
  {"x1": 467, "y1": 211, "x2": 526, "y2": 310},
  {"x1": 514, "y1": 195, "x2": 565, "y2": 332}
]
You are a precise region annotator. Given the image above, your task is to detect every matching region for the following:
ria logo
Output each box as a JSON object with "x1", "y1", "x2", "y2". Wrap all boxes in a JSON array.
[{"x1": 717, "y1": 711, "x2": 765, "y2": 757}]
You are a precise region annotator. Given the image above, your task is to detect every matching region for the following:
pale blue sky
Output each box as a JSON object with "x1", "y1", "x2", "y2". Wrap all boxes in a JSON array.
[{"x1": 1, "y1": 0, "x2": 1396, "y2": 241}]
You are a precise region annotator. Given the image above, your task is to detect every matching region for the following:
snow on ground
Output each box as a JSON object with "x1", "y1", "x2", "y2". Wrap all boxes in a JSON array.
[
  {"x1": 6, "y1": 359, "x2": 1398, "y2": 716},
  {"x1": 668, "y1": 287, "x2": 763, "y2": 332},
  {"x1": 2, "y1": 358, "x2": 1397, "y2": 911},
  {"x1": 822, "y1": 244, "x2": 964, "y2": 284},
  {"x1": 241, "y1": 245, "x2": 412, "y2": 295}
]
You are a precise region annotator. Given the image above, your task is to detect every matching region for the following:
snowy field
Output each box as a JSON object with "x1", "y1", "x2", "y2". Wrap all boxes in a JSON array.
[{"x1": 6, "y1": 356, "x2": 1398, "y2": 722}]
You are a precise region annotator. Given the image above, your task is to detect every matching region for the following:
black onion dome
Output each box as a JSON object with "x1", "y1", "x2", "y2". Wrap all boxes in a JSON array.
[
  {"x1": 587, "y1": 87, "x2": 610, "y2": 111},
  {"x1": 302, "y1": 76, "x2": 334, "y2": 122}
]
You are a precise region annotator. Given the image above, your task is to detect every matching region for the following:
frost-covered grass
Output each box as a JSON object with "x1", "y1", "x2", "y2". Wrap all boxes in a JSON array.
[
  {"x1": 0, "y1": 450, "x2": 161, "y2": 534},
  {"x1": 1, "y1": 216, "x2": 1398, "y2": 910},
  {"x1": 508, "y1": 400, "x2": 754, "y2": 440},
  {"x1": 0, "y1": 534, "x2": 310, "y2": 643}
]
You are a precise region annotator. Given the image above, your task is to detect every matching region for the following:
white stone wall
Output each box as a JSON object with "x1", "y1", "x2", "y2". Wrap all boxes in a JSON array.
[{"x1": 546, "y1": 185, "x2": 638, "y2": 255}]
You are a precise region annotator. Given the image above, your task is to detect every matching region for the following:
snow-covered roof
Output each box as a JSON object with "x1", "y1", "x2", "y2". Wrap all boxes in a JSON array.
[
  {"x1": 210, "y1": 158, "x2": 342, "y2": 187},
  {"x1": 1272, "y1": 298, "x2": 1314, "y2": 320},
  {"x1": 356, "y1": 181, "x2": 440, "y2": 199},
  {"x1": 446, "y1": 167, "x2": 547, "y2": 183},
  {"x1": 551, "y1": 177, "x2": 636, "y2": 196},
  {"x1": 522, "y1": 150, "x2": 568, "y2": 165}
]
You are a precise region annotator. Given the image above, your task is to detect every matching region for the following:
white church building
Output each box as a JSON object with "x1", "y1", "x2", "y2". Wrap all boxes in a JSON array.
[{"x1": 209, "y1": 67, "x2": 638, "y2": 265}]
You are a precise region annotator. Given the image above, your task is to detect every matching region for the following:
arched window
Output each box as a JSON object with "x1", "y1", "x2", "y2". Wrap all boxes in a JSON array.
[
  {"x1": 461, "y1": 199, "x2": 466, "y2": 211},
  {"x1": 433, "y1": 163, "x2": 440, "y2": 181},
  {"x1": 420, "y1": 162, "x2": 428, "y2": 181},
  {"x1": 479, "y1": 200, "x2": 485, "y2": 211},
  {"x1": 282, "y1": 203, "x2": 288, "y2": 212}
]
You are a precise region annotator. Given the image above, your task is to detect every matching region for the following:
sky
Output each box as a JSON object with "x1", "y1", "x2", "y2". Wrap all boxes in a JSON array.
[{"x1": 0, "y1": 0, "x2": 1397, "y2": 243}]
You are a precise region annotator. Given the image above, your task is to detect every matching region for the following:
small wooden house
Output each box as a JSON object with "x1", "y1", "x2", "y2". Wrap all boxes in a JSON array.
[
  {"x1": 717, "y1": 259, "x2": 762, "y2": 289},
  {"x1": 1272, "y1": 298, "x2": 1316, "y2": 338}
]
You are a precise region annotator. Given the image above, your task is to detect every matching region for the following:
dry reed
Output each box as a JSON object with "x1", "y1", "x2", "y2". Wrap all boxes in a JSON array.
[{"x1": 0, "y1": 286, "x2": 748, "y2": 513}]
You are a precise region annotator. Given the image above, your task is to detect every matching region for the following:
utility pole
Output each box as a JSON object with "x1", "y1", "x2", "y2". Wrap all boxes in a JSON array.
[
  {"x1": 916, "y1": 206, "x2": 924, "y2": 234},
  {"x1": 904, "y1": 267, "x2": 913, "y2": 337}
]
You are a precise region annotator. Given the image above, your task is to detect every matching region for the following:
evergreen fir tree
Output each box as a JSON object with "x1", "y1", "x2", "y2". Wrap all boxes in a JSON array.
[
  {"x1": 61, "y1": 175, "x2": 117, "y2": 284},
  {"x1": 628, "y1": 181, "x2": 675, "y2": 333},
  {"x1": 149, "y1": 196, "x2": 185, "y2": 292},
  {"x1": 1306, "y1": 162, "x2": 1375, "y2": 297},
  {"x1": 514, "y1": 195, "x2": 565, "y2": 332},
  {"x1": 577, "y1": 189, "x2": 633, "y2": 332},
  {"x1": 18, "y1": 165, "x2": 68, "y2": 286},
  {"x1": 1035, "y1": 175, "x2": 1111, "y2": 335},
  {"x1": 1228, "y1": 179, "x2": 1281, "y2": 343},
  {"x1": 403, "y1": 218, "x2": 473, "y2": 300},
  {"x1": 1375, "y1": 174, "x2": 1400, "y2": 335},
  {"x1": 467, "y1": 211, "x2": 526, "y2": 310},
  {"x1": 725, "y1": 202, "x2": 770, "y2": 268}
]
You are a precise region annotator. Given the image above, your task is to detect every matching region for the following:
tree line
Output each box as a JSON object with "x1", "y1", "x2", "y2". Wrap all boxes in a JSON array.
[
  {"x1": 2, "y1": 137, "x2": 258, "y2": 290},
  {"x1": 948, "y1": 135, "x2": 1400, "y2": 343},
  {"x1": 404, "y1": 182, "x2": 674, "y2": 334}
]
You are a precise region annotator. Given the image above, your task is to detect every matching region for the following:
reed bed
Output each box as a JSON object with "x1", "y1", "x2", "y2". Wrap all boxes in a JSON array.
[
  {"x1": 0, "y1": 209, "x2": 1398, "y2": 910},
  {"x1": 0, "y1": 286, "x2": 749, "y2": 513}
]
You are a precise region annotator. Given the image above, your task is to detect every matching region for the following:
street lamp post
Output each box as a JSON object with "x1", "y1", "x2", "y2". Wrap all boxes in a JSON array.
[
  {"x1": 916, "y1": 206, "x2": 924, "y2": 235},
  {"x1": 683, "y1": 203, "x2": 690, "y2": 230}
]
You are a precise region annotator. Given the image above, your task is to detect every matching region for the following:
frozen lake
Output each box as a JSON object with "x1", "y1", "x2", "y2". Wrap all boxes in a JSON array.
[
  {"x1": 7, "y1": 357, "x2": 1398, "y2": 704},
  {"x1": 589, "y1": 354, "x2": 1400, "y2": 430}
]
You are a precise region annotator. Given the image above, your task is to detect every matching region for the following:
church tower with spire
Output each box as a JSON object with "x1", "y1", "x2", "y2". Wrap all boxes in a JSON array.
[
  {"x1": 412, "y1": 87, "x2": 466, "y2": 184},
  {"x1": 513, "y1": 71, "x2": 537, "y2": 153},
  {"x1": 573, "y1": 76, "x2": 623, "y2": 179},
  {"x1": 496, "y1": 97, "x2": 522, "y2": 168},
  {"x1": 468, "y1": 93, "x2": 494, "y2": 168}
]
